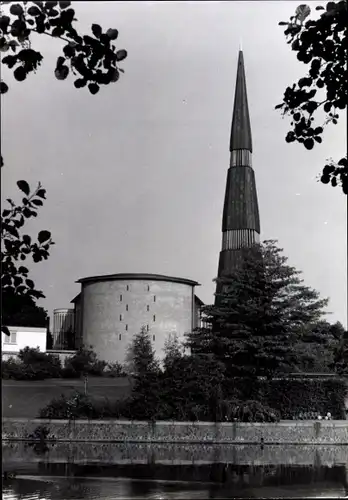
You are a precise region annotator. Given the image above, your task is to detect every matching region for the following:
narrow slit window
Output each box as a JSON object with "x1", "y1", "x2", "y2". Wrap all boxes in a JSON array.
[
  {"x1": 125, "y1": 324, "x2": 128, "y2": 331},
  {"x1": 119, "y1": 334, "x2": 122, "y2": 340},
  {"x1": 147, "y1": 285, "x2": 150, "y2": 292},
  {"x1": 146, "y1": 325, "x2": 149, "y2": 332},
  {"x1": 153, "y1": 315, "x2": 156, "y2": 322},
  {"x1": 120, "y1": 314, "x2": 123, "y2": 321},
  {"x1": 126, "y1": 304, "x2": 128, "y2": 311},
  {"x1": 120, "y1": 294, "x2": 123, "y2": 302},
  {"x1": 153, "y1": 335, "x2": 155, "y2": 341},
  {"x1": 126, "y1": 285, "x2": 129, "y2": 291},
  {"x1": 154, "y1": 295, "x2": 156, "y2": 303},
  {"x1": 147, "y1": 305, "x2": 149, "y2": 312}
]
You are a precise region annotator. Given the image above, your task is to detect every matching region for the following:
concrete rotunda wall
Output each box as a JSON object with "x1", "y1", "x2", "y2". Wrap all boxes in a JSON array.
[{"x1": 80, "y1": 276, "x2": 197, "y2": 365}]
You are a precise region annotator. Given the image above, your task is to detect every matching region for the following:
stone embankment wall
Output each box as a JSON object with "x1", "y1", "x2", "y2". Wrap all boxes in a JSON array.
[
  {"x1": 2, "y1": 419, "x2": 348, "y2": 444},
  {"x1": 3, "y1": 442, "x2": 348, "y2": 467}
]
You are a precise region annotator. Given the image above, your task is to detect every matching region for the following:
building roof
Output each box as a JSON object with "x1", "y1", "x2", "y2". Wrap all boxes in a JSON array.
[
  {"x1": 194, "y1": 295, "x2": 204, "y2": 306},
  {"x1": 76, "y1": 273, "x2": 200, "y2": 287},
  {"x1": 70, "y1": 293, "x2": 81, "y2": 304},
  {"x1": 229, "y1": 50, "x2": 252, "y2": 153}
]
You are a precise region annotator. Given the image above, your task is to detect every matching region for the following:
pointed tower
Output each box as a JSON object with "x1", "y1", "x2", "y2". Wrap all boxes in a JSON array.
[{"x1": 215, "y1": 51, "x2": 260, "y2": 303}]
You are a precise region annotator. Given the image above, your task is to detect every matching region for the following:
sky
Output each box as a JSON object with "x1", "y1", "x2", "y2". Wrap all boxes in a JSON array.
[{"x1": 1, "y1": 1, "x2": 347, "y2": 327}]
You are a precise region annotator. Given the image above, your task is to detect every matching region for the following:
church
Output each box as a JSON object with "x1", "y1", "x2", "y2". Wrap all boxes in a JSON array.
[{"x1": 50, "y1": 49, "x2": 261, "y2": 365}]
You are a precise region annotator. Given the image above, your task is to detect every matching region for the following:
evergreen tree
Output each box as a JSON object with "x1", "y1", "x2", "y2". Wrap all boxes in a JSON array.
[
  {"x1": 163, "y1": 332, "x2": 184, "y2": 372},
  {"x1": 294, "y1": 320, "x2": 344, "y2": 373},
  {"x1": 331, "y1": 326, "x2": 348, "y2": 375},
  {"x1": 186, "y1": 240, "x2": 329, "y2": 380},
  {"x1": 126, "y1": 326, "x2": 160, "y2": 378}
]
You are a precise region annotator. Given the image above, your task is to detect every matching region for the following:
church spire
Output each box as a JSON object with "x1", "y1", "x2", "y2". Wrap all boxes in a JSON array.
[
  {"x1": 215, "y1": 51, "x2": 260, "y2": 304},
  {"x1": 229, "y1": 50, "x2": 252, "y2": 154}
]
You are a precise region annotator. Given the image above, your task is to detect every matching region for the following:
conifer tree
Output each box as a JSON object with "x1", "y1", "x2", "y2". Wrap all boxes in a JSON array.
[
  {"x1": 163, "y1": 332, "x2": 184, "y2": 372},
  {"x1": 126, "y1": 326, "x2": 160, "y2": 378},
  {"x1": 331, "y1": 327, "x2": 348, "y2": 375},
  {"x1": 186, "y1": 240, "x2": 329, "y2": 380}
]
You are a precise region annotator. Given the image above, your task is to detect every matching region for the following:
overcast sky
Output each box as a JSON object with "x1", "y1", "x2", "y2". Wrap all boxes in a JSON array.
[{"x1": 2, "y1": 1, "x2": 347, "y2": 327}]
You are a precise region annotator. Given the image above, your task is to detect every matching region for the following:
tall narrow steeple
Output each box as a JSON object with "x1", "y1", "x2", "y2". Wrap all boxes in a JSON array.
[
  {"x1": 215, "y1": 51, "x2": 260, "y2": 303},
  {"x1": 229, "y1": 50, "x2": 252, "y2": 154}
]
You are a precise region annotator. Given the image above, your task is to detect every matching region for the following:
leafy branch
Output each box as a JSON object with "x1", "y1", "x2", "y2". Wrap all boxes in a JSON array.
[
  {"x1": 275, "y1": 2, "x2": 347, "y2": 194},
  {"x1": 0, "y1": 1, "x2": 127, "y2": 95},
  {"x1": 1, "y1": 179, "x2": 54, "y2": 334}
]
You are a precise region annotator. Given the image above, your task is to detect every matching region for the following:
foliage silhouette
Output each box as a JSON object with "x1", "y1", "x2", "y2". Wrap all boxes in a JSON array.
[
  {"x1": 0, "y1": 1, "x2": 127, "y2": 95},
  {"x1": 276, "y1": 2, "x2": 347, "y2": 194}
]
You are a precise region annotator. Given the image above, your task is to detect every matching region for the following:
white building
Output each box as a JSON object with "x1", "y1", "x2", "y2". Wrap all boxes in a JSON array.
[{"x1": 1, "y1": 326, "x2": 47, "y2": 361}]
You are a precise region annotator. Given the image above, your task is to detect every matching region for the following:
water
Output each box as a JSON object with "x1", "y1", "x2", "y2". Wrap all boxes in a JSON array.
[{"x1": 3, "y1": 442, "x2": 348, "y2": 499}]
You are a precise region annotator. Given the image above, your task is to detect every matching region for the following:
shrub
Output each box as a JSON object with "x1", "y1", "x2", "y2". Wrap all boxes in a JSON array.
[
  {"x1": 1, "y1": 355, "x2": 58, "y2": 381},
  {"x1": 64, "y1": 346, "x2": 103, "y2": 377},
  {"x1": 103, "y1": 362, "x2": 127, "y2": 378},
  {"x1": 60, "y1": 364, "x2": 79, "y2": 379},
  {"x1": 18, "y1": 347, "x2": 62, "y2": 378},
  {"x1": 88, "y1": 359, "x2": 107, "y2": 376},
  {"x1": 39, "y1": 392, "x2": 96, "y2": 419},
  {"x1": 2, "y1": 358, "x2": 23, "y2": 380},
  {"x1": 227, "y1": 400, "x2": 280, "y2": 422}
]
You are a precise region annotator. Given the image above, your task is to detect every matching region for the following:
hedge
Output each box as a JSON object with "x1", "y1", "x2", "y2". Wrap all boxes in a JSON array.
[{"x1": 259, "y1": 378, "x2": 347, "y2": 420}]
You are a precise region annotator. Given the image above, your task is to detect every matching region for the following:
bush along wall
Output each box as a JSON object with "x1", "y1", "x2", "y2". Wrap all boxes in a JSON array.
[{"x1": 260, "y1": 378, "x2": 347, "y2": 420}]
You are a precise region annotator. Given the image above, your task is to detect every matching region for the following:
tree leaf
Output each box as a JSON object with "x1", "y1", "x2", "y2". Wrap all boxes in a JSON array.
[
  {"x1": 32, "y1": 199, "x2": 43, "y2": 206},
  {"x1": 10, "y1": 3, "x2": 24, "y2": 16},
  {"x1": 0, "y1": 81, "x2": 9, "y2": 94},
  {"x1": 36, "y1": 189, "x2": 46, "y2": 199},
  {"x1": 115, "y1": 49, "x2": 127, "y2": 62},
  {"x1": 91, "y1": 23, "x2": 102, "y2": 38},
  {"x1": 23, "y1": 234, "x2": 32, "y2": 245},
  {"x1": 1, "y1": 326, "x2": 10, "y2": 337},
  {"x1": 55, "y1": 65, "x2": 69, "y2": 80},
  {"x1": 17, "y1": 180, "x2": 30, "y2": 195},
  {"x1": 59, "y1": 1, "x2": 71, "y2": 9},
  {"x1": 74, "y1": 78, "x2": 87, "y2": 88},
  {"x1": 38, "y1": 230, "x2": 51, "y2": 243},
  {"x1": 27, "y1": 5, "x2": 42, "y2": 16},
  {"x1": 26, "y1": 279, "x2": 35, "y2": 289},
  {"x1": 56, "y1": 56, "x2": 65, "y2": 68},
  {"x1": 338, "y1": 158, "x2": 348, "y2": 167},
  {"x1": 106, "y1": 28, "x2": 118, "y2": 40},
  {"x1": 304, "y1": 138, "x2": 314, "y2": 150},
  {"x1": 88, "y1": 82, "x2": 99, "y2": 95},
  {"x1": 13, "y1": 67, "x2": 27, "y2": 81}
]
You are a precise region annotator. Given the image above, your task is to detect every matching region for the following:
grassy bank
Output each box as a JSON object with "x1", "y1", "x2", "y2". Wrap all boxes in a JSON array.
[{"x1": 1, "y1": 377, "x2": 132, "y2": 418}]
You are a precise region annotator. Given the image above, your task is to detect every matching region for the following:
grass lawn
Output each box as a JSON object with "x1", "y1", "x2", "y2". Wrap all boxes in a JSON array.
[{"x1": 2, "y1": 377, "x2": 133, "y2": 419}]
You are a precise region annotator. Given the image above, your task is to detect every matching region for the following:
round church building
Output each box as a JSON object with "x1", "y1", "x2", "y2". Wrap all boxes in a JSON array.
[{"x1": 72, "y1": 273, "x2": 203, "y2": 365}]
